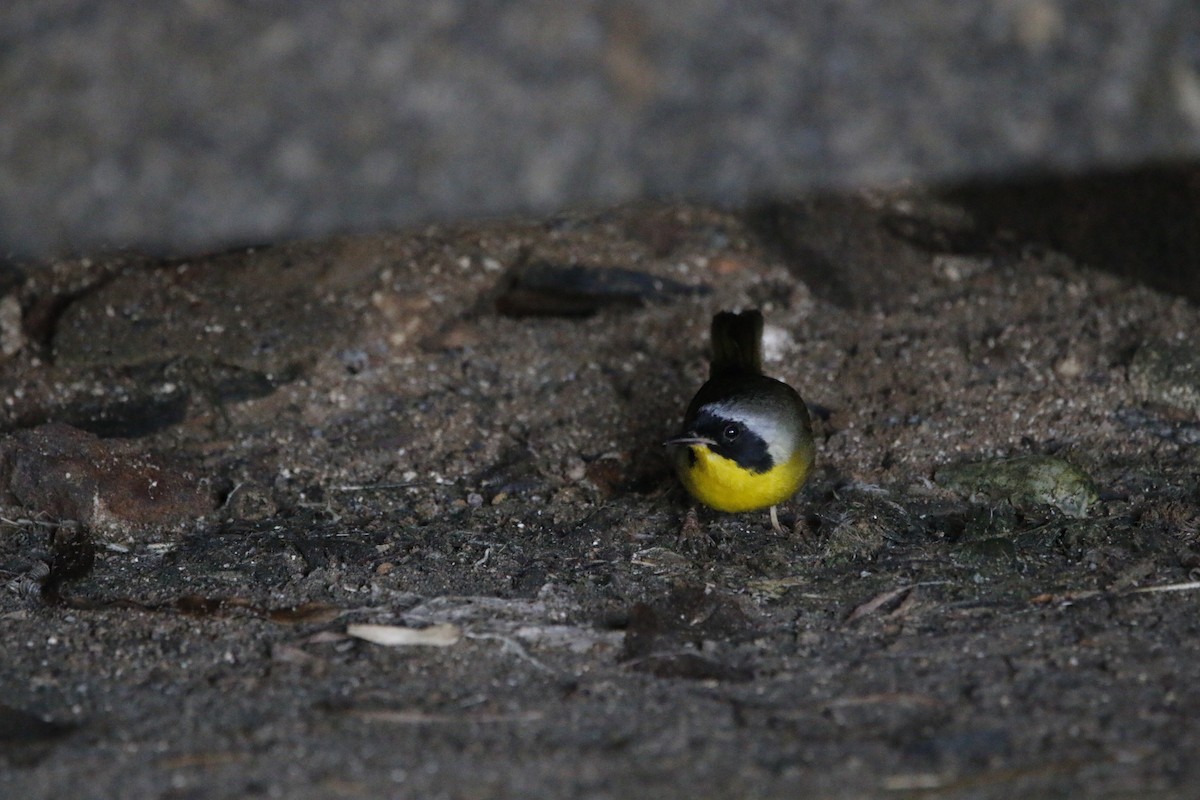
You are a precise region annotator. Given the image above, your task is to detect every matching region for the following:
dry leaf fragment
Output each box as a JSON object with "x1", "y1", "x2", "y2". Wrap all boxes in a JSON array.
[
  {"x1": 844, "y1": 585, "x2": 914, "y2": 624},
  {"x1": 346, "y1": 623, "x2": 462, "y2": 647}
]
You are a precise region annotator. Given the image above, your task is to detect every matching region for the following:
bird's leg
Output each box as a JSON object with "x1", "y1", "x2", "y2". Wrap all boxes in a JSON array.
[{"x1": 769, "y1": 505, "x2": 784, "y2": 534}]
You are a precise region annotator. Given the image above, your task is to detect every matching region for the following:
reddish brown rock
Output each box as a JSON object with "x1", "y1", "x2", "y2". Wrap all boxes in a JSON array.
[{"x1": 0, "y1": 423, "x2": 215, "y2": 536}]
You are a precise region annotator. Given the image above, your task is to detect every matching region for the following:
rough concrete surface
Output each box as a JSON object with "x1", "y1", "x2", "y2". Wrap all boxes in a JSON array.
[
  {"x1": 4, "y1": 1, "x2": 1200, "y2": 255},
  {"x1": 1, "y1": 185, "x2": 1200, "y2": 798}
]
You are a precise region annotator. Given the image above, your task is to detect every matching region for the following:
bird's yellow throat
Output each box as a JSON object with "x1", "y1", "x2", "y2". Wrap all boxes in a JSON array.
[{"x1": 678, "y1": 443, "x2": 810, "y2": 513}]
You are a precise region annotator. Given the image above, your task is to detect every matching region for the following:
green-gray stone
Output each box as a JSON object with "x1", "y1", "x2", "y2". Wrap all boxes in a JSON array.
[
  {"x1": 1129, "y1": 342, "x2": 1200, "y2": 417},
  {"x1": 935, "y1": 455, "x2": 1100, "y2": 518}
]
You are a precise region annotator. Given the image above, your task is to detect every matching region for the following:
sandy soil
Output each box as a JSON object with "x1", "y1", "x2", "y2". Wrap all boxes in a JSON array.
[{"x1": 2, "y1": 188, "x2": 1200, "y2": 798}]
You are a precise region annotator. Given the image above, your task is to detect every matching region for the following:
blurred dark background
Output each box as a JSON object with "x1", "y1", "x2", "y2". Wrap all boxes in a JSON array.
[{"x1": 3, "y1": 1, "x2": 1200, "y2": 297}]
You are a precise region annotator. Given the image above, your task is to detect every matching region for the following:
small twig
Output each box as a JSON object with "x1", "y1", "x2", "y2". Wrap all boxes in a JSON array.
[
  {"x1": 0, "y1": 515, "x2": 79, "y2": 530},
  {"x1": 845, "y1": 585, "x2": 914, "y2": 623},
  {"x1": 1031, "y1": 579, "x2": 1200, "y2": 606},
  {"x1": 330, "y1": 482, "x2": 421, "y2": 492},
  {"x1": 844, "y1": 581, "x2": 951, "y2": 624},
  {"x1": 1130, "y1": 580, "x2": 1200, "y2": 595}
]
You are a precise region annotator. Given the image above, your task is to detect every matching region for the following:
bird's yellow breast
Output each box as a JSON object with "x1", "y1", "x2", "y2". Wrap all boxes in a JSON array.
[{"x1": 676, "y1": 444, "x2": 810, "y2": 513}]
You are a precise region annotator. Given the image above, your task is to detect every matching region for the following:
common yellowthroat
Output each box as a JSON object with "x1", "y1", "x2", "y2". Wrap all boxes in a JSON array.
[{"x1": 666, "y1": 310, "x2": 815, "y2": 532}]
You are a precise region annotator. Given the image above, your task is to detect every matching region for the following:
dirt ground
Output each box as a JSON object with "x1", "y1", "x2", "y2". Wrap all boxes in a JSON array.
[{"x1": 2, "y1": 186, "x2": 1200, "y2": 799}]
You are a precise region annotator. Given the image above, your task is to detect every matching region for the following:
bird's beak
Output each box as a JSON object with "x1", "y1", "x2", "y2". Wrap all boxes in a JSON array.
[{"x1": 663, "y1": 434, "x2": 717, "y2": 448}]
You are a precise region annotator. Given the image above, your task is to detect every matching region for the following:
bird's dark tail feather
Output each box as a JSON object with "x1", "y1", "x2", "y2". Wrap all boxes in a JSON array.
[{"x1": 710, "y1": 309, "x2": 763, "y2": 377}]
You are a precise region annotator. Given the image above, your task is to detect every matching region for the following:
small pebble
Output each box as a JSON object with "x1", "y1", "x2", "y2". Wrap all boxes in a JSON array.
[
  {"x1": 1129, "y1": 341, "x2": 1200, "y2": 416},
  {"x1": 1055, "y1": 355, "x2": 1084, "y2": 379}
]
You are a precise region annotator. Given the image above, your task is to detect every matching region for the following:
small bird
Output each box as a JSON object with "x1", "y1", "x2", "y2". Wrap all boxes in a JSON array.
[{"x1": 665, "y1": 310, "x2": 815, "y2": 532}]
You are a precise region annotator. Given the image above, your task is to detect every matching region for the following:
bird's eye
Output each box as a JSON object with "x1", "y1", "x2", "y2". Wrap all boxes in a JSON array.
[{"x1": 722, "y1": 423, "x2": 741, "y2": 441}]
